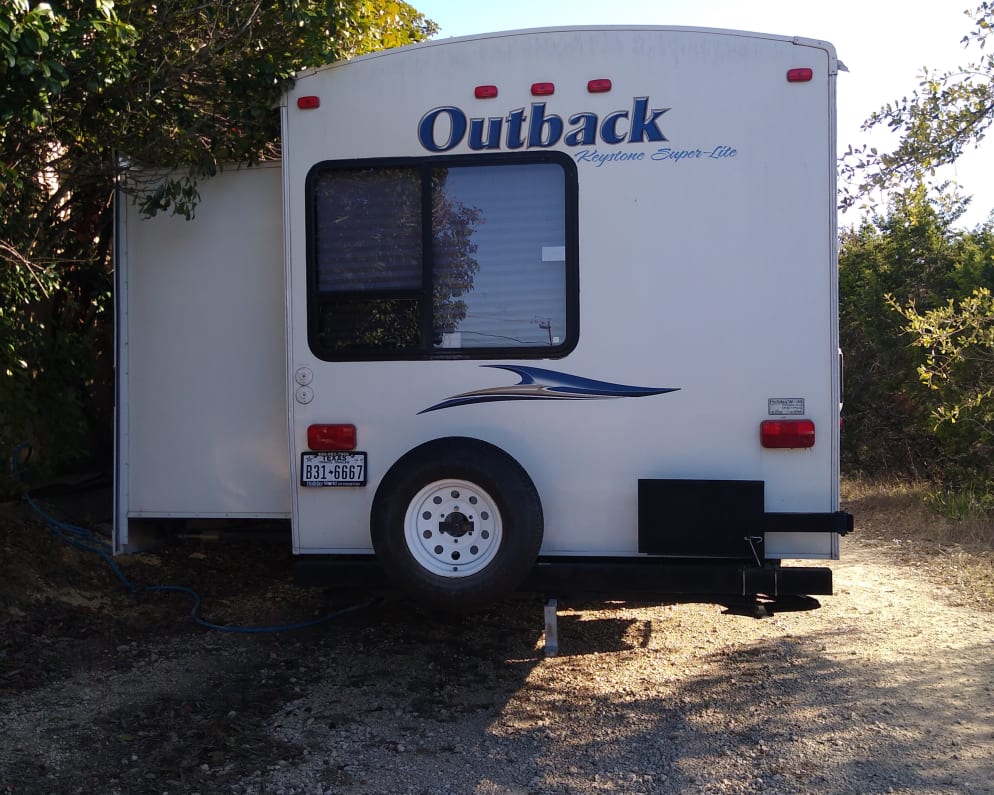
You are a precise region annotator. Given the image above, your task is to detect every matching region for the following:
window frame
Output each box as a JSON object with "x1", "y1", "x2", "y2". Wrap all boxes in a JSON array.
[{"x1": 304, "y1": 152, "x2": 579, "y2": 362}]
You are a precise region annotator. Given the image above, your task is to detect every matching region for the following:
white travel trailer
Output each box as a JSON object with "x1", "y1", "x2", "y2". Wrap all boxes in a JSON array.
[{"x1": 115, "y1": 26, "x2": 852, "y2": 610}]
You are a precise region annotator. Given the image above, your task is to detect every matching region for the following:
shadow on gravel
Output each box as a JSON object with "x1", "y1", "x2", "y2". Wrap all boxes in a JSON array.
[
  {"x1": 506, "y1": 629, "x2": 994, "y2": 795},
  {"x1": 5, "y1": 495, "x2": 992, "y2": 794},
  {"x1": 295, "y1": 600, "x2": 992, "y2": 795},
  {"x1": 652, "y1": 631, "x2": 994, "y2": 794}
]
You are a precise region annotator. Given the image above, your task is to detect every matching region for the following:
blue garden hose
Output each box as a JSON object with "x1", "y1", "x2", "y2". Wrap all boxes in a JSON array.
[{"x1": 10, "y1": 443, "x2": 377, "y2": 633}]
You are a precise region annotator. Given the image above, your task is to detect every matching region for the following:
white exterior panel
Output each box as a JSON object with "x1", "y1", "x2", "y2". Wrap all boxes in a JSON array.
[
  {"x1": 282, "y1": 27, "x2": 841, "y2": 558},
  {"x1": 117, "y1": 164, "x2": 290, "y2": 526}
]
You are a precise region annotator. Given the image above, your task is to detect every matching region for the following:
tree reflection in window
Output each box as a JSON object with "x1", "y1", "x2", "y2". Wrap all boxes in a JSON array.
[{"x1": 308, "y1": 158, "x2": 570, "y2": 359}]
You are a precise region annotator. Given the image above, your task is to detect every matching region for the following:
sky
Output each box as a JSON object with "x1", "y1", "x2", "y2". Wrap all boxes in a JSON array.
[{"x1": 414, "y1": 0, "x2": 994, "y2": 228}]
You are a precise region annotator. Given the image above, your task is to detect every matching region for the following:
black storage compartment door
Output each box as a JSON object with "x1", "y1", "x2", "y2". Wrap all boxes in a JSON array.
[{"x1": 638, "y1": 479, "x2": 765, "y2": 558}]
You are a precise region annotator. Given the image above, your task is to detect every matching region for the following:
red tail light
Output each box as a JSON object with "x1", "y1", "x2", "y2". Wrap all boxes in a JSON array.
[
  {"x1": 786, "y1": 68, "x2": 813, "y2": 83},
  {"x1": 474, "y1": 85, "x2": 498, "y2": 99},
  {"x1": 760, "y1": 419, "x2": 815, "y2": 449},
  {"x1": 307, "y1": 424, "x2": 357, "y2": 451},
  {"x1": 587, "y1": 78, "x2": 612, "y2": 93}
]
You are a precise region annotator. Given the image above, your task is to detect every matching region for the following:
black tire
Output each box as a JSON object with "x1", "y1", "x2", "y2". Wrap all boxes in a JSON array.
[{"x1": 371, "y1": 437, "x2": 543, "y2": 611}]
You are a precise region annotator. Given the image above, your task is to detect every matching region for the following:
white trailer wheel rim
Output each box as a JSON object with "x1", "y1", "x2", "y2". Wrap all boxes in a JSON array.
[{"x1": 403, "y1": 478, "x2": 503, "y2": 578}]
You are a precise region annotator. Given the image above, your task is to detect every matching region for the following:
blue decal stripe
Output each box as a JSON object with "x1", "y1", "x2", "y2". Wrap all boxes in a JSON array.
[{"x1": 419, "y1": 365, "x2": 678, "y2": 414}]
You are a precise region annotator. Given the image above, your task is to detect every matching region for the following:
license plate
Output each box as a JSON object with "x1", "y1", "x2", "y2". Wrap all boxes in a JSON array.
[{"x1": 300, "y1": 452, "x2": 367, "y2": 487}]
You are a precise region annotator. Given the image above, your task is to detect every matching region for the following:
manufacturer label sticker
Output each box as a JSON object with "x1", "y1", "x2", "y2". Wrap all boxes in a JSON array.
[{"x1": 768, "y1": 398, "x2": 805, "y2": 416}]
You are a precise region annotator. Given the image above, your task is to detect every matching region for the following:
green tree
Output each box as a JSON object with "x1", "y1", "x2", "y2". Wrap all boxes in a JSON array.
[
  {"x1": 839, "y1": 184, "x2": 994, "y2": 484},
  {"x1": 1, "y1": 1, "x2": 136, "y2": 489},
  {"x1": 840, "y1": 4, "x2": 994, "y2": 209},
  {"x1": 888, "y1": 268, "x2": 994, "y2": 492},
  {"x1": 1, "y1": 0, "x2": 436, "y2": 494},
  {"x1": 838, "y1": 4, "x2": 994, "y2": 497},
  {"x1": 839, "y1": 183, "x2": 967, "y2": 475}
]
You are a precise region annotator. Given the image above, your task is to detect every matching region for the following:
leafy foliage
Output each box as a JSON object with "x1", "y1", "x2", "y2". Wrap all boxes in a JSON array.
[
  {"x1": 840, "y1": 4, "x2": 994, "y2": 210},
  {"x1": 889, "y1": 286, "x2": 994, "y2": 485},
  {"x1": 839, "y1": 184, "x2": 963, "y2": 476},
  {"x1": 840, "y1": 180, "x2": 994, "y2": 488},
  {"x1": 0, "y1": 0, "x2": 436, "y2": 495},
  {"x1": 838, "y1": 4, "x2": 994, "y2": 501}
]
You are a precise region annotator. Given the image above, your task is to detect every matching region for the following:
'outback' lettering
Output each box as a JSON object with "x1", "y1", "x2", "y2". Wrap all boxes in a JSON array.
[{"x1": 418, "y1": 98, "x2": 670, "y2": 153}]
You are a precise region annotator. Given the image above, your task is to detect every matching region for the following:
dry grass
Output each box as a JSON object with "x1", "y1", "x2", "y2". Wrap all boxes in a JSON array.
[{"x1": 841, "y1": 476, "x2": 994, "y2": 610}]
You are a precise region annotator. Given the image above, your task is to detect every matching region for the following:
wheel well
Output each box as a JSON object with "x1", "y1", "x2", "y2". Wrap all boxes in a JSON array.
[{"x1": 372, "y1": 436, "x2": 539, "y2": 514}]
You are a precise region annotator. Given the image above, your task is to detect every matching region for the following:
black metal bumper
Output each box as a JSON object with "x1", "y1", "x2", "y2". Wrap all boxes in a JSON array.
[
  {"x1": 295, "y1": 555, "x2": 834, "y2": 598},
  {"x1": 521, "y1": 557, "x2": 833, "y2": 597}
]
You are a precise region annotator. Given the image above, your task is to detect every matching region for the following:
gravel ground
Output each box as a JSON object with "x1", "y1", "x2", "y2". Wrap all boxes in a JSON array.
[{"x1": 1, "y1": 495, "x2": 993, "y2": 794}]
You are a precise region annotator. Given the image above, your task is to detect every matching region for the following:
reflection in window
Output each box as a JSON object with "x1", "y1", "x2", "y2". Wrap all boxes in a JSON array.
[
  {"x1": 312, "y1": 168, "x2": 421, "y2": 292},
  {"x1": 308, "y1": 157, "x2": 574, "y2": 359},
  {"x1": 432, "y1": 165, "x2": 566, "y2": 349},
  {"x1": 318, "y1": 298, "x2": 420, "y2": 353}
]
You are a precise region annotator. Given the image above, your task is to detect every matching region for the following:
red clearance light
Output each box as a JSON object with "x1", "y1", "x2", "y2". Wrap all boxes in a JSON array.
[
  {"x1": 761, "y1": 419, "x2": 815, "y2": 449},
  {"x1": 531, "y1": 82, "x2": 555, "y2": 96},
  {"x1": 474, "y1": 85, "x2": 498, "y2": 99},
  {"x1": 786, "y1": 68, "x2": 813, "y2": 83},
  {"x1": 307, "y1": 424, "x2": 357, "y2": 451},
  {"x1": 587, "y1": 78, "x2": 612, "y2": 93},
  {"x1": 297, "y1": 95, "x2": 320, "y2": 109}
]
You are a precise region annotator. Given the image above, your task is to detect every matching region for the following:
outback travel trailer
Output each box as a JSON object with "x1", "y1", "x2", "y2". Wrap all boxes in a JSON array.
[{"x1": 115, "y1": 26, "x2": 853, "y2": 611}]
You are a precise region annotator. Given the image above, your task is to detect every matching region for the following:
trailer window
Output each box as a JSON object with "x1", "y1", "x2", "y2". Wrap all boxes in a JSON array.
[
  {"x1": 312, "y1": 168, "x2": 421, "y2": 293},
  {"x1": 306, "y1": 154, "x2": 578, "y2": 360}
]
